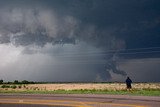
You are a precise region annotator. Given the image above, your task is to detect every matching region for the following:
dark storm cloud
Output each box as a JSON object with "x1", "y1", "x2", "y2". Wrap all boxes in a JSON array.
[
  {"x1": 0, "y1": 0, "x2": 160, "y2": 82},
  {"x1": 1, "y1": 0, "x2": 159, "y2": 49},
  {"x1": 0, "y1": 3, "x2": 124, "y2": 50}
]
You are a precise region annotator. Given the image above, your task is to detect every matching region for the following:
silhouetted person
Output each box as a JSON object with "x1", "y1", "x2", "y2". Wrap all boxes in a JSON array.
[{"x1": 126, "y1": 77, "x2": 132, "y2": 89}]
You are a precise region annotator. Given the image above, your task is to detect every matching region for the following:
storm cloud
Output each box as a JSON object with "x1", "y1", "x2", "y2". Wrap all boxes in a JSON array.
[{"x1": 0, "y1": 0, "x2": 160, "y2": 82}]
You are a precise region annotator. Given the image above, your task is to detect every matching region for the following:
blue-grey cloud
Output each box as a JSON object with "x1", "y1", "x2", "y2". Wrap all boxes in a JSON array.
[{"x1": 0, "y1": 0, "x2": 160, "y2": 82}]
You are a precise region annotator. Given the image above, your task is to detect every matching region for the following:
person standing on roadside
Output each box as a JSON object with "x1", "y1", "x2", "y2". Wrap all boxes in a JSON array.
[{"x1": 126, "y1": 77, "x2": 132, "y2": 89}]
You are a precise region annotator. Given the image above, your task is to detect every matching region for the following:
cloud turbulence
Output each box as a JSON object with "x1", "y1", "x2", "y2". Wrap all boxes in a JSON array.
[{"x1": 0, "y1": 0, "x2": 160, "y2": 82}]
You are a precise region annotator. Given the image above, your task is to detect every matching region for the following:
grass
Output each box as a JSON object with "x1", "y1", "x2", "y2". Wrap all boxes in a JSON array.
[
  {"x1": 0, "y1": 89, "x2": 160, "y2": 96},
  {"x1": 0, "y1": 83, "x2": 160, "y2": 96}
]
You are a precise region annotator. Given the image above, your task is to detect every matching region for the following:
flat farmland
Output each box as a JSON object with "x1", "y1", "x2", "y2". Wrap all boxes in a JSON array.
[
  {"x1": 0, "y1": 83, "x2": 160, "y2": 91},
  {"x1": 0, "y1": 83, "x2": 160, "y2": 96},
  {"x1": 26, "y1": 83, "x2": 160, "y2": 91}
]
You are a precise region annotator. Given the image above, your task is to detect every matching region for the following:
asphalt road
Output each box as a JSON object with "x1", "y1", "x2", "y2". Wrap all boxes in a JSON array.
[
  {"x1": 0, "y1": 104, "x2": 63, "y2": 107},
  {"x1": 0, "y1": 94, "x2": 160, "y2": 107}
]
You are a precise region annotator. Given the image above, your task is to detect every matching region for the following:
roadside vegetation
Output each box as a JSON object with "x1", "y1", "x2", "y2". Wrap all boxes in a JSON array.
[
  {"x1": 0, "y1": 79, "x2": 160, "y2": 96},
  {"x1": 0, "y1": 88, "x2": 160, "y2": 96}
]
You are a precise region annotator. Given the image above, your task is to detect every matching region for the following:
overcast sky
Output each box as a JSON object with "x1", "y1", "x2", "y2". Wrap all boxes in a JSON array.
[{"x1": 0, "y1": 0, "x2": 160, "y2": 82}]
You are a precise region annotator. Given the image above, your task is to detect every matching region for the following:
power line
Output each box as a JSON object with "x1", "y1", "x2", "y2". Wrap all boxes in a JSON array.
[
  {"x1": 118, "y1": 50, "x2": 160, "y2": 55},
  {"x1": 55, "y1": 46, "x2": 160, "y2": 54},
  {"x1": 48, "y1": 58, "x2": 160, "y2": 65},
  {"x1": 53, "y1": 50, "x2": 160, "y2": 57}
]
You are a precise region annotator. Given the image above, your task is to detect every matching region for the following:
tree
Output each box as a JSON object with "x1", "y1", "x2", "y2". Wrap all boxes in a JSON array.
[
  {"x1": 22, "y1": 80, "x2": 29, "y2": 84},
  {"x1": 14, "y1": 80, "x2": 19, "y2": 84},
  {"x1": 0, "y1": 79, "x2": 3, "y2": 84}
]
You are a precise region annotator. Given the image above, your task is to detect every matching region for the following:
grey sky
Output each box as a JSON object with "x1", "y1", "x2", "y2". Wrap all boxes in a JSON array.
[{"x1": 0, "y1": 0, "x2": 160, "y2": 82}]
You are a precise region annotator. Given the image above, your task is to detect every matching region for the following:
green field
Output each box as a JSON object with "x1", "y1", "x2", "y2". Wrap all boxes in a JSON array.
[{"x1": 0, "y1": 88, "x2": 160, "y2": 96}]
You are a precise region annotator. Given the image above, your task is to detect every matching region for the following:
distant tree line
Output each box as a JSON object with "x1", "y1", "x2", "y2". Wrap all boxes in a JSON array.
[
  {"x1": 0, "y1": 79, "x2": 3, "y2": 84},
  {"x1": 0, "y1": 79, "x2": 35, "y2": 84}
]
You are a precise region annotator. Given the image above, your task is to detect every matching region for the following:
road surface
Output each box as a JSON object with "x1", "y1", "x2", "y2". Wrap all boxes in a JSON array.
[{"x1": 0, "y1": 94, "x2": 160, "y2": 107}]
